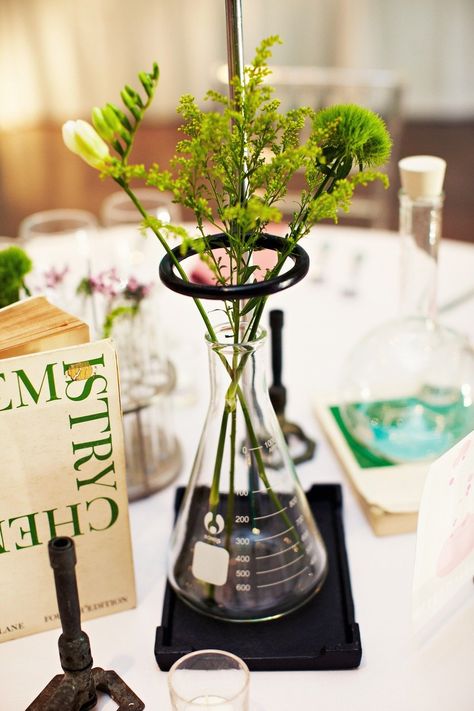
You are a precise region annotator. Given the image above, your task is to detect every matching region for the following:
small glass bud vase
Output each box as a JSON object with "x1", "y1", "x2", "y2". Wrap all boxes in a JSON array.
[
  {"x1": 77, "y1": 272, "x2": 182, "y2": 500},
  {"x1": 111, "y1": 297, "x2": 182, "y2": 500},
  {"x1": 339, "y1": 157, "x2": 474, "y2": 463},
  {"x1": 167, "y1": 324, "x2": 328, "y2": 622}
]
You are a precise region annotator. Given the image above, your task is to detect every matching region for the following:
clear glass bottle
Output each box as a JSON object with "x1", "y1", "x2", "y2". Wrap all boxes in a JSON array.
[
  {"x1": 340, "y1": 157, "x2": 474, "y2": 463},
  {"x1": 168, "y1": 324, "x2": 328, "y2": 622}
]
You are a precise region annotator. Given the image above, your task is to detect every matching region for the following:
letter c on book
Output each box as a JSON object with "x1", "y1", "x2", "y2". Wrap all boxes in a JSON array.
[
  {"x1": 86, "y1": 497, "x2": 119, "y2": 531},
  {"x1": 0, "y1": 373, "x2": 13, "y2": 411}
]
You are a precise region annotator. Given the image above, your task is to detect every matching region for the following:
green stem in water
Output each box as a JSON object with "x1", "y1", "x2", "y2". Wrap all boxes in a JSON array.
[
  {"x1": 225, "y1": 408, "x2": 237, "y2": 550},
  {"x1": 211, "y1": 345, "x2": 300, "y2": 548},
  {"x1": 211, "y1": 341, "x2": 301, "y2": 546},
  {"x1": 120, "y1": 185, "x2": 300, "y2": 547},
  {"x1": 209, "y1": 408, "x2": 229, "y2": 512},
  {"x1": 237, "y1": 384, "x2": 301, "y2": 546}
]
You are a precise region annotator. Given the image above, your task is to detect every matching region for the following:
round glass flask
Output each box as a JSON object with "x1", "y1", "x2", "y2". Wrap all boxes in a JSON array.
[
  {"x1": 167, "y1": 324, "x2": 328, "y2": 622},
  {"x1": 340, "y1": 157, "x2": 474, "y2": 463}
]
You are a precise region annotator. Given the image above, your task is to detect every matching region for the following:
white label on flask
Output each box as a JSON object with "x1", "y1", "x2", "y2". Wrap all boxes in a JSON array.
[{"x1": 192, "y1": 542, "x2": 229, "y2": 586}]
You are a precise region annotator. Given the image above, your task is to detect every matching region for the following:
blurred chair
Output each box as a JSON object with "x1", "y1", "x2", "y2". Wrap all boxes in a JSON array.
[{"x1": 217, "y1": 64, "x2": 404, "y2": 230}]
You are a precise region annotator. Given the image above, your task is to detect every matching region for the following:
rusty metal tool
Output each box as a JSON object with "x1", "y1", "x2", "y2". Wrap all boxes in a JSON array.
[
  {"x1": 269, "y1": 309, "x2": 316, "y2": 465},
  {"x1": 27, "y1": 537, "x2": 145, "y2": 711}
]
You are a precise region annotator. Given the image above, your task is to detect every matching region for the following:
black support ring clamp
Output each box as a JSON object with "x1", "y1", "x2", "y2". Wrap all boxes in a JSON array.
[{"x1": 159, "y1": 233, "x2": 310, "y2": 301}]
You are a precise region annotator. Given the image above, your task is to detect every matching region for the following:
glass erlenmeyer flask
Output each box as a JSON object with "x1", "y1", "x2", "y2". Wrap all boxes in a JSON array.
[
  {"x1": 340, "y1": 156, "x2": 474, "y2": 462},
  {"x1": 168, "y1": 324, "x2": 328, "y2": 622}
]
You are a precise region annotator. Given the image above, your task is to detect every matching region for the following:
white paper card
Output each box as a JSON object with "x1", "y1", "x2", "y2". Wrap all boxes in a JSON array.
[
  {"x1": 412, "y1": 430, "x2": 474, "y2": 635},
  {"x1": 192, "y1": 541, "x2": 229, "y2": 586}
]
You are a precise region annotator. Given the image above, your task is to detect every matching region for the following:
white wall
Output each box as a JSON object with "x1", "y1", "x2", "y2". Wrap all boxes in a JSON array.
[{"x1": 0, "y1": 0, "x2": 472, "y2": 129}]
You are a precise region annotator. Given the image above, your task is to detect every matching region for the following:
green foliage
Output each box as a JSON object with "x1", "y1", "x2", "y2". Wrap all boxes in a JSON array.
[
  {"x1": 76, "y1": 276, "x2": 93, "y2": 297},
  {"x1": 88, "y1": 36, "x2": 392, "y2": 337},
  {"x1": 92, "y1": 63, "x2": 159, "y2": 161},
  {"x1": 102, "y1": 304, "x2": 138, "y2": 338},
  {"x1": 0, "y1": 246, "x2": 32, "y2": 308}
]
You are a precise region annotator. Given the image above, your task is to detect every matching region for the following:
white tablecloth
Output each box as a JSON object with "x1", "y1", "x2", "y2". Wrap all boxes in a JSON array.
[{"x1": 2, "y1": 225, "x2": 473, "y2": 710}]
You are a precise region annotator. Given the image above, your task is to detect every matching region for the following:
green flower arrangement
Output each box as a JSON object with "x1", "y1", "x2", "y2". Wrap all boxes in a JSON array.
[
  {"x1": 63, "y1": 37, "x2": 392, "y2": 621},
  {"x1": 63, "y1": 36, "x2": 391, "y2": 345}
]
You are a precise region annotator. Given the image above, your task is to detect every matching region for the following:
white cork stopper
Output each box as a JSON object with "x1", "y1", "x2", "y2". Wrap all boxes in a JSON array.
[{"x1": 398, "y1": 155, "x2": 446, "y2": 200}]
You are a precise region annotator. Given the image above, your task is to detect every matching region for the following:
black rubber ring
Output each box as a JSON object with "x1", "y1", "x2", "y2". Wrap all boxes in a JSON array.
[{"x1": 159, "y1": 233, "x2": 309, "y2": 300}]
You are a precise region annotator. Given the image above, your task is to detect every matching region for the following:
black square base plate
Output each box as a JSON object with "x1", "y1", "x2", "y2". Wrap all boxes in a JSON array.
[{"x1": 155, "y1": 484, "x2": 361, "y2": 671}]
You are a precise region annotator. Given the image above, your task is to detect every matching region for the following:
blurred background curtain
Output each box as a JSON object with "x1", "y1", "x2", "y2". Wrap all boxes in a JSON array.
[{"x1": 1, "y1": 0, "x2": 473, "y2": 129}]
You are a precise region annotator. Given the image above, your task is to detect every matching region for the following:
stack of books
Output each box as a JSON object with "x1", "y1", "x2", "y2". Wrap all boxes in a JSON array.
[
  {"x1": 314, "y1": 398, "x2": 428, "y2": 536},
  {"x1": 0, "y1": 297, "x2": 136, "y2": 642}
]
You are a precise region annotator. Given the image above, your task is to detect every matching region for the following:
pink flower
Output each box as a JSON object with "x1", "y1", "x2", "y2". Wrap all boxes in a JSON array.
[{"x1": 43, "y1": 265, "x2": 69, "y2": 289}]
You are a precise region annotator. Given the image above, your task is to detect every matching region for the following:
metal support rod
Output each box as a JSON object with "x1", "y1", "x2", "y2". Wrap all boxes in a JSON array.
[
  {"x1": 225, "y1": 0, "x2": 245, "y2": 104},
  {"x1": 268, "y1": 310, "x2": 317, "y2": 466},
  {"x1": 270, "y1": 310, "x2": 284, "y2": 388},
  {"x1": 224, "y1": 0, "x2": 249, "y2": 285}
]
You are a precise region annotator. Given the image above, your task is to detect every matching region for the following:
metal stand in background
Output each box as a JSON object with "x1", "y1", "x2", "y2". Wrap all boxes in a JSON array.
[
  {"x1": 27, "y1": 538, "x2": 144, "y2": 711},
  {"x1": 269, "y1": 309, "x2": 316, "y2": 465}
]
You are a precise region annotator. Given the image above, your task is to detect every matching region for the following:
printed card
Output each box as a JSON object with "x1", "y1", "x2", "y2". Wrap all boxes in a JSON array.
[{"x1": 412, "y1": 430, "x2": 474, "y2": 635}]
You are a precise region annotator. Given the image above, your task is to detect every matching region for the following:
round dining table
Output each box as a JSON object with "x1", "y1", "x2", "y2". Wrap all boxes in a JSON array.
[{"x1": 1, "y1": 223, "x2": 473, "y2": 710}]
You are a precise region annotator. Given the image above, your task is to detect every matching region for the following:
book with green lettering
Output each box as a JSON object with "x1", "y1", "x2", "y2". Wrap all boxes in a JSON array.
[{"x1": 0, "y1": 297, "x2": 136, "y2": 642}]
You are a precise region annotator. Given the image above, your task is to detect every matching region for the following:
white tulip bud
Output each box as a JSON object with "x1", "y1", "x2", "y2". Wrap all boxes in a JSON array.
[{"x1": 62, "y1": 119, "x2": 111, "y2": 169}]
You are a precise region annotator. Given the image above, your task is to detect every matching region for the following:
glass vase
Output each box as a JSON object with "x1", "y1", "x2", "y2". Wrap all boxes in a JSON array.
[
  {"x1": 109, "y1": 297, "x2": 182, "y2": 500},
  {"x1": 168, "y1": 324, "x2": 328, "y2": 622},
  {"x1": 339, "y1": 190, "x2": 474, "y2": 463}
]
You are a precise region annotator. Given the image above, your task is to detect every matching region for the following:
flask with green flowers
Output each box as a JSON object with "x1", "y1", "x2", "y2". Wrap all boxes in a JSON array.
[{"x1": 63, "y1": 36, "x2": 391, "y2": 622}]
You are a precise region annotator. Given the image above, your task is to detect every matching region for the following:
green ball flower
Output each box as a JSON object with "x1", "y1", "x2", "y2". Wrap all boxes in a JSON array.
[
  {"x1": 0, "y1": 246, "x2": 33, "y2": 308},
  {"x1": 313, "y1": 104, "x2": 392, "y2": 172}
]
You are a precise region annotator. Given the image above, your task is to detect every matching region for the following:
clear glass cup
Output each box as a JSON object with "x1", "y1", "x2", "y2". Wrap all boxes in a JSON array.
[
  {"x1": 168, "y1": 650, "x2": 250, "y2": 711},
  {"x1": 18, "y1": 208, "x2": 98, "y2": 312},
  {"x1": 88, "y1": 211, "x2": 184, "y2": 500},
  {"x1": 100, "y1": 188, "x2": 179, "y2": 226},
  {"x1": 99, "y1": 188, "x2": 198, "y2": 406}
]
